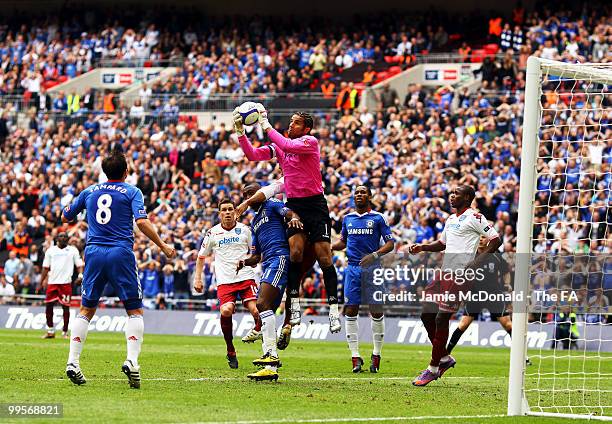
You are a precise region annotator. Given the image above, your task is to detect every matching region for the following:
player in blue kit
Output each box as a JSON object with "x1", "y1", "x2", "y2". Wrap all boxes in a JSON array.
[
  {"x1": 236, "y1": 183, "x2": 303, "y2": 381},
  {"x1": 62, "y1": 150, "x2": 176, "y2": 388},
  {"x1": 332, "y1": 185, "x2": 395, "y2": 373}
]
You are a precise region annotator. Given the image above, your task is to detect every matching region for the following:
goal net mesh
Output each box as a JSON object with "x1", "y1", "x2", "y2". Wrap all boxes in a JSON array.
[{"x1": 523, "y1": 61, "x2": 611, "y2": 418}]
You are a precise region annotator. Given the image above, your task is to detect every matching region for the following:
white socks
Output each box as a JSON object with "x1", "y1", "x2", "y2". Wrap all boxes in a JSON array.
[
  {"x1": 67, "y1": 314, "x2": 144, "y2": 369},
  {"x1": 346, "y1": 315, "x2": 385, "y2": 358},
  {"x1": 371, "y1": 316, "x2": 385, "y2": 356},
  {"x1": 126, "y1": 315, "x2": 144, "y2": 367},
  {"x1": 67, "y1": 315, "x2": 90, "y2": 366},
  {"x1": 345, "y1": 315, "x2": 360, "y2": 358},
  {"x1": 290, "y1": 297, "x2": 301, "y2": 311},
  {"x1": 428, "y1": 365, "x2": 439, "y2": 373},
  {"x1": 440, "y1": 355, "x2": 450, "y2": 362},
  {"x1": 260, "y1": 310, "x2": 277, "y2": 371},
  {"x1": 329, "y1": 303, "x2": 339, "y2": 316}
]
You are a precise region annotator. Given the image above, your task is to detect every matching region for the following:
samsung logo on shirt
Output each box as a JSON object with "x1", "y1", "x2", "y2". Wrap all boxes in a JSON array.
[
  {"x1": 348, "y1": 228, "x2": 374, "y2": 235},
  {"x1": 219, "y1": 237, "x2": 240, "y2": 246},
  {"x1": 253, "y1": 216, "x2": 269, "y2": 233}
]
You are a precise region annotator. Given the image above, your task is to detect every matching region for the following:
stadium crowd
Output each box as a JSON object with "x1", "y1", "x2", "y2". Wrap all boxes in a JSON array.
[
  {"x1": 0, "y1": 6, "x2": 481, "y2": 104},
  {"x1": 0, "y1": 4, "x2": 610, "y2": 322},
  {"x1": 0, "y1": 3, "x2": 608, "y2": 109}
]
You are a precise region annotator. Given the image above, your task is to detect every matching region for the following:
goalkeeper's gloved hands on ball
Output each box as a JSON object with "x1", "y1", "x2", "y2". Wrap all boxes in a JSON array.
[
  {"x1": 232, "y1": 107, "x2": 245, "y2": 136},
  {"x1": 255, "y1": 103, "x2": 272, "y2": 131}
]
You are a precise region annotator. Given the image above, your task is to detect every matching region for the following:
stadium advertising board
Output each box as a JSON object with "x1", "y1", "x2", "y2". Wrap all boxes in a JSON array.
[
  {"x1": 1, "y1": 306, "x2": 609, "y2": 351},
  {"x1": 98, "y1": 68, "x2": 162, "y2": 88}
]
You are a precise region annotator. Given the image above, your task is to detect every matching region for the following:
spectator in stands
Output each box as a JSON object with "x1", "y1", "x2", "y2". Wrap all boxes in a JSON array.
[
  {"x1": 396, "y1": 34, "x2": 412, "y2": 61},
  {"x1": 458, "y1": 42, "x2": 472, "y2": 62},
  {"x1": 378, "y1": 83, "x2": 398, "y2": 108},
  {"x1": 12, "y1": 222, "x2": 31, "y2": 258},
  {"x1": 129, "y1": 99, "x2": 145, "y2": 121},
  {"x1": 362, "y1": 65, "x2": 376, "y2": 86},
  {"x1": 35, "y1": 88, "x2": 52, "y2": 113},
  {"x1": 592, "y1": 35, "x2": 609, "y2": 63},
  {"x1": 309, "y1": 47, "x2": 327, "y2": 81},
  {"x1": 4, "y1": 251, "x2": 21, "y2": 283},
  {"x1": 162, "y1": 97, "x2": 179, "y2": 125},
  {"x1": 512, "y1": 25, "x2": 524, "y2": 51},
  {"x1": 500, "y1": 23, "x2": 513, "y2": 51},
  {"x1": 0, "y1": 273, "x2": 15, "y2": 304},
  {"x1": 52, "y1": 91, "x2": 67, "y2": 112}
]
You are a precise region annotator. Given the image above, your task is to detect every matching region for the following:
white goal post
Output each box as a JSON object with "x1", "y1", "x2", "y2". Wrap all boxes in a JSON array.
[{"x1": 508, "y1": 57, "x2": 612, "y2": 420}]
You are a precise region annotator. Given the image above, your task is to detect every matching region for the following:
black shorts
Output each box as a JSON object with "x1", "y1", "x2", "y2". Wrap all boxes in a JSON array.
[
  {"x1": 286, "y1": 194, "x2": 331, "y2": 244},
  {"x1": 464, "y1": 300, "x2": 509, "y2": 320}
]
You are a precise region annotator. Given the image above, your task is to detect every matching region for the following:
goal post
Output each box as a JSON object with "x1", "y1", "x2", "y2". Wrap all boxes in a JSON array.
[{"x1": 508, "y1": 57, "x2": 612, "y2": 420}]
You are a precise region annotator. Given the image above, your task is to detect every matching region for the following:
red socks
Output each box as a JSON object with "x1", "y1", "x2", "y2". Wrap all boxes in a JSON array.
[{"x1": 220, "y1": 315, "x2": 235, "y2": 354}]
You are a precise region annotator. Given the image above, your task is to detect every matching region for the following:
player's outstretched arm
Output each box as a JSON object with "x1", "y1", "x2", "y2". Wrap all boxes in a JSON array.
[
  {"x1": 409, "y1": 240, "x2": 446, "y2": 254},
  {"x1": 236, "y1": 134, "x2": 276, "y2": 162},
  {"x1": 236, "y1": 253, "x2": 261, "y2": 274},
  {"x1": 235, "y1": 191, "x2": 266, "y2": 217},
  {"x1": 236, "y1": 179, "x2": 286, "y2": 217},
  {"x1": 265, "y1": 126, "x2": 319, "y2": 154},
  {"x1": 136, "y1": 218, "x2": 176, "y2": 258},
  {"x1": 62, "y1": 191, "x2": 87, "y2": 223}
]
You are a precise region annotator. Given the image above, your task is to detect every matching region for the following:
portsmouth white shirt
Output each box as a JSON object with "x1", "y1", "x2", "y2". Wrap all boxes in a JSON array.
[
  {"x1": 440, "y1": 208, "x2": 499, "y2": 269},
  {"x1": 42, "y1": 245, "x2": 83, "y2": 284},
  {"x1": 198, "y1": 222, "x2": 255, "y2": 285}
]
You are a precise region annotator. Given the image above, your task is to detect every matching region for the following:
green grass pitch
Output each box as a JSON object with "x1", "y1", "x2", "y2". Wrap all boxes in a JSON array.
[{"x1": 0, "y1": 329, "x2": 608, "y2": 423}]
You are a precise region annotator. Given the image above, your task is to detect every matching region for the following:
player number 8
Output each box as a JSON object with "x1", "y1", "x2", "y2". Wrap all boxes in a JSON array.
[{"x1": 96, "y1": 194, "x2": 113, "y2": 224}]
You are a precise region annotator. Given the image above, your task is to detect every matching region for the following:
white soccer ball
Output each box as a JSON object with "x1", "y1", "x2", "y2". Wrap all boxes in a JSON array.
[{"x1": 238, "y1": 101, "x2": 260, "y2": 126}]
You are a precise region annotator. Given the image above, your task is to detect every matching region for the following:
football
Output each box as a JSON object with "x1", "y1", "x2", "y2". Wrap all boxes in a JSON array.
[{"x1": 238, "y1": 101, "x2": 260, "y2": 126}]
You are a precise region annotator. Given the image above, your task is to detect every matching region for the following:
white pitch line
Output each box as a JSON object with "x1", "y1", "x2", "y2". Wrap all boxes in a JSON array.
[
  {"x1": 0, "y1": 376, "x2": 489, "y2": 382},
  {"x1": 186, "y1": 414, "x2": 506, "y2": 424},
  {"x1": 187, "y1": 376, "x2": 488, "y2": 381}
]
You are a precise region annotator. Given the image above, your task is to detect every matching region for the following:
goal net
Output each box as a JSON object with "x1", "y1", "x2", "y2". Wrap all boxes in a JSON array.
[{"x1": 508, "y1": 58, "x2": 612, "y2": 420}]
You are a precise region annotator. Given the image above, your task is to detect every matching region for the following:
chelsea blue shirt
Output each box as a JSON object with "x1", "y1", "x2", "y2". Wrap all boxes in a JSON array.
[
  {"x1": 251, "y1": 199, "x2": 290, "y2": 261},
  {"x1": 341, "y1": 210, "x2": 394, "y2": 266},
  {"x1": 63, "y1": 181, "x2": 148, "y2": 250}
]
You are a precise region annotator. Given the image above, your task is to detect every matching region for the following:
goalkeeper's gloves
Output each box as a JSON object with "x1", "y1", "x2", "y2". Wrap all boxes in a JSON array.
[
  {"x1": 232, "y1": 107, "x2": 245, "y2": 136},
  {"x1": 255, "y1": 103, "x2": 272, "y2": 131}
]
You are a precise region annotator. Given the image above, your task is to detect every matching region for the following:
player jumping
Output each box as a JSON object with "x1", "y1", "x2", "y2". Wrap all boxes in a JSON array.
[
  {"x1": 194, "y1": 199, "x2": 262, "y2": 369},
  {"x1": 41, "y1": 232, "x2": 84, "y2": 339},
  {"x1": 235, "y1": 177, "x2": 317, "y2": 350},
  {"x1": 236, "y1": 183, "x2": 303, "y2": 381},
  {"x1": 408, "y1": 185, "x2": 501, "y2": 386},
  {"x1": 234, "y1": 106, "x2": 342, "y2": 333},
  {"x1": 332, "y1": 185, "x2": 395, "y2": 373},
  {"x1": 62, "y1": 149, "x2": 176, "y2": 388}
]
